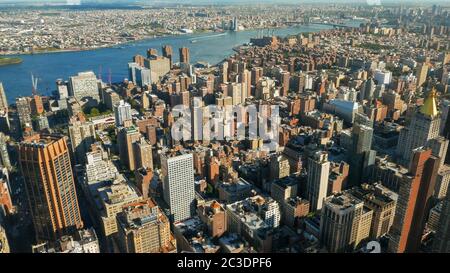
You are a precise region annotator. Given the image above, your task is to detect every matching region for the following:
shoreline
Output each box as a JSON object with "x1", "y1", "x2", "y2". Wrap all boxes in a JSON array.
[
  {"x1": 0, "y1": 29, "x2": 230, "y2": 57},
  {"x1": 0, "y1": 57, "x2": 23, "y2": 66},
  {"x1": 0, "y1": 24, "x2": 326, "y2": 57}
]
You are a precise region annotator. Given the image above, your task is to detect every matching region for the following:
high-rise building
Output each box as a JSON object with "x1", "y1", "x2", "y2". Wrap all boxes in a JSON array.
[
  {"x1": 179, "y1": 47, "x2": 190, "y2": 64},
  {"x1": 348, "y1": 183, "x2": 397, "y2": 239},
  {"x1": 269, "y1": 155, "x2": 291, "y2": 181},
  {"x1": 227, "y1": 82, "x2": 243, "y2": 105},
  {"x1": 161, "y1": 151, "x2": 195, "y2": 223},
  {"x1": 271, "y1": 178, "x2": 298, "y2": 204},
  {"x1": 279, "y1": 71, "x2": 290, "y2": 97},
  {"x1": 388, "y1": 147, "x2": 440, "y2": 253},
  {"x1": 68, "y1": 120, "x2": 96, "y2": 164},
  {"x1": 117, "y1": 126, "x2": 141, "y2": 171},
  {"x1": 19, "y1": 134, "x2": 83, "y2": 242},
  {"x1": 162, "y1": 45, "x2": 173, "y2": 68},
  {"x1": 255, "y1": 77, "x2": 275, "y2": 100},
  {"x1": 146, "y1": 48, "x2": 158, "y2": 58},
  {"x1": 0, "y1": 82, "x2": 8, "y2": 113},
  {"x1": 96, "y1": 175, "x2": 142, "y2": 249},
  {"x1": 114, "y1": 100, "x2": 132, "y2": 127},
  {"x1": 16, "y1": 97, "x2": 32, "y2": 130},
  {"x1": 69, "y1": 71, "x2": 100, "y2": 106},
  {"x1": 30, "y1": 95, "x2": 44, "y2": 116},
  {"x1": 283, "y1": 197, "x2": 310, "y2": 228},
  {"x1": 197, "y1": 200, "x2": 227, "y2": 238},
  {"x1": 56, "y1": 79, "x2": 69, "y2": 100},
  {"x1": 396, "y1": 90, "x2": 440, "y2": 166},
  {"x1": 232, "y1": 17, "x2": 238, "y2": 31},
  {"x1": 360, "y1": 78, "x2": 375, "y2": 101},
  {"x1": 103, "y1": 89, "x2": 121, "y2": 111},
  {"x1": 239, "y1": 69, "x2": 252, "y2": 99},
  {"x1": 348, "y1": 122, "x2": 375, "y2": 186},
  {"x1": 307, "y1": 151, "x2": 330, "y2": 211},
  {"x1": 133, "y1": 137, "x2": 153, "y2": 170},
  {"x1": 226, "y1": 195, "x2": 280, "y2": 252},
  {"x1": 320, "y1": 192, "x2": 373, "y2": 253},
  {"x1": 434, "y1": 164, "x2": 450, "y2": 199},
  {"x1": 128, "y1": 63, "x2": 152, "y2": 87},
  {"x1": 144, "y1": 56, "x2": 171, "y2": 83},
  {"x1": 0, "y1": 133, "x2": 11, "y2": 170},
  {"x1": 0, "y1": 175, "x2": 13, "y2": 215},
  {"x1": 83, "y1": 145, "x2": 118, "y2": 184},
  {"x1": 135, "y1": 167, "x2": 153, "y2": 199},
  {"x1": 433, "y1": 184, "x2": 450, "y2": 252},
  {"x1": 416, "y1": 63, "x2": 429, "y2": 87},
  {"x1": 220, "y1": 61, "x2": 229, "y2": 83},
  {"x1": 116, "y1": 199, "x2": 177, "y2": 253}
]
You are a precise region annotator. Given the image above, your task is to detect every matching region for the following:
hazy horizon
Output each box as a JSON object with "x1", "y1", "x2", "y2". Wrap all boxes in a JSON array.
[{"x1": 0, "y1": 0, "x2": 449, "y2": 5}]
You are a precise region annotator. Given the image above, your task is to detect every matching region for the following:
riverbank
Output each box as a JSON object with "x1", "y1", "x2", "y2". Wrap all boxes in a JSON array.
[
  {"x1": 0, "y1": 23, "x2": 347, "y2": 104},
  {"x1": 0, "y1": 24, "x2": 320, "y2": 57},
  {"x1": 0, "y1": 57, "x2": 22, "y2": 66}
]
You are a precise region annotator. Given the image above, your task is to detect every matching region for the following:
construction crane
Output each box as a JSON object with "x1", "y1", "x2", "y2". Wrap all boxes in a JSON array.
[{"x1": 31, "y1": 73, "x2": 39, "y2": 96}]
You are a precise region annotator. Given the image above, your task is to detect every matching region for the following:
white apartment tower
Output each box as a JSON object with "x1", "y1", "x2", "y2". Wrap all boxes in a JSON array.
[
  {"x1": 114, "y1": 100, "x2": 132, "y2": 127},
  {"x1": 69, "y1": 71, "x2": 100, "y2": 105},
  {"x1": 161, "y1": 152, "x2": 195, "y2": 223}
]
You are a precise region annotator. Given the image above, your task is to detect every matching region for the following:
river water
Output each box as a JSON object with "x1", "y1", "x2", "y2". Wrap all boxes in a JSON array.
[{"x1": 0, "y1": 22, "x2": 360, "y2": 104}]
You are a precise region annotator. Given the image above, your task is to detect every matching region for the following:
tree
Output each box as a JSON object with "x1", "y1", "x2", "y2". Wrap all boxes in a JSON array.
[{"x1": 90, "y1": 107, "x2": 100, "y2": 117}]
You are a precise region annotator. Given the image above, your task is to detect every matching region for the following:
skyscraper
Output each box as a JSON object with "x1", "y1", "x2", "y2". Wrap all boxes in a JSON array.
[
  {"x1": 144, "y1": 56, "x2": 171, "y2": 83},
  {"x1": 161, "y1": 152, "x2": 195, "y2": 223},
  {"x1": 68, "y1": 120, "x2": 96, "y2": 164},
  {"x1": 416, "y1": 63, "x2": 429, "y2": 87},
  {"x1": 30, "y1": 95, "x2": 44, "y2": 116},
  {"x1": 307, "y1": 151, "x2": 330, "y2": 211},
  {"x1": 234, "y1": 17, "x2": 239, "y2": 31},
  {"x1": 56, "y1": 79, "x2": 69, "y2": 100},
  {"x1": 388, "y1": 147, "x2": 440, "y2": 253},
  {"x1": 16, "y1": 97, "x2": 32, "y2": 130},
  {"x1": 133, "y1": 137, "x2": 153, "y2": 170},
  {"x1": 0, "y1": 82, "x2": 8, "y2": 113},
  {"x1": 433, "y1": 180, "x2": 450, "y2": 252},
  {"x1": 162, "y1": 45, "x2": 173, "y2": 67},
  {"x1": 348, "y1": 183, "x2": 397, "y2": 239},
  {"x1": 0, "y1": 132, "x2": 11, "y2": 170},
  {"x1": 114, "y1": 100, "x2": 132, "y2": 127},
  {"x1": 396, "y1": 89, "x2": 440, "y2": 166},
  {"x1": 348, "y1": 122, "x2": 375, "y2": 186},
  {"x1": 69, "y1": 71, "x2": 100, "y2": 106},
  {"x1": 116, "y1": 199, "x2": 176, "y2": 253},
  {"x1": 179, "y1": 47, "x2": 190, "y2": 64},
  {"x1": 279, "y1": 71, "x2": 290, "y2": 97},
  {"x1": 19, "y1": 134, "x2": 83, "y2": 242},
  {"x1": 320, "y1": 192, "x2": 373, "y2": 253},
  {"x1": 117, "y1": 126, "x2": 141, "y2": 171}
]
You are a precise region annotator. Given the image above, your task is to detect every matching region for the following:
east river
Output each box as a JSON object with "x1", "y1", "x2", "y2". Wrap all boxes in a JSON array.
[{"x1": 0, "y1": 21, "x2": 362, "y2": 104}]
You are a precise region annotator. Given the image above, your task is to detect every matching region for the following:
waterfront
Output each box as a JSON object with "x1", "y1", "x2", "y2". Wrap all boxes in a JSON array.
[{"x1": 0, "y1": 23, "x2": 358, "y2": 103}]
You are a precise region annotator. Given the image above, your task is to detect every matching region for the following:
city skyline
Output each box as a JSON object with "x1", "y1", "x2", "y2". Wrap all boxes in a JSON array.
[{"x1": 0, "y1": 0, "x2": 450, "y2": 261}]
